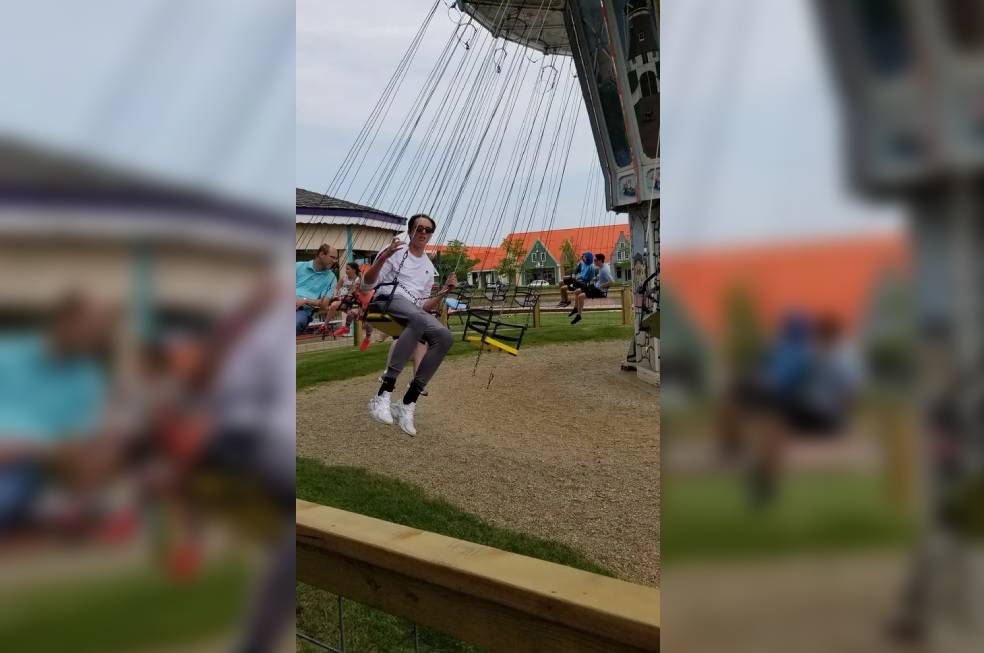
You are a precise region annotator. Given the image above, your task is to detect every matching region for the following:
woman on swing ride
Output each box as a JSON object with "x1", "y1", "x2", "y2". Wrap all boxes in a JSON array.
[{"x1": 364, "y1": 213, "x2": 457, "y2": 436}]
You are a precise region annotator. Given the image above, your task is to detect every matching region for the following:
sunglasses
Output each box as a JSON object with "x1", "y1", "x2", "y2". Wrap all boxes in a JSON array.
[{"x1": 413, "y1": 227, "x2": 435, "y2": 235}]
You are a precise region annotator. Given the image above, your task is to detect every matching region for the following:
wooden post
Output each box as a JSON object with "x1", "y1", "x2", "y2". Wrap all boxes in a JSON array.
[
  {"x1": 440, "y1": 300, "x2": 449, "y2": 326},
  {"x1": 621, "y1": 286, "x2": 632, "y2": 325},
  {"x1": 533, "y1": 297, "x2": 541, "y2": 328},
  {"x1": 354, "y1": 319, "x2": 363, "y2": 347},
  {"x1": 879, "y1": 399, "x2": 917, "y2": 510}
]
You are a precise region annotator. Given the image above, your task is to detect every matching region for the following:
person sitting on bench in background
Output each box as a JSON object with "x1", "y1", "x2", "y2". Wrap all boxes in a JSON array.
[
  {"x1": 295, "y1": 244, "x2": 338, "y2": 335},
  {"x1": 557, "y1": 252, "x2": 596, "y2": 307},
  {"x1": 326, "y1": 261, "x2": 365, "y2": 338},
  {"x1": 570, "y1": 253, "x2": 613, "y2": 325}
]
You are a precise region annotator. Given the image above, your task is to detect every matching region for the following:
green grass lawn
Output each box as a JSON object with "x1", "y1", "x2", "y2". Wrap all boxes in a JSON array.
[
  {"x1": 297, "y1": 310, "x2": 632, "y2": 389},
  {"x1": 296, "y1": 458, "x2": 611, "y2": 652},
  {"x1": 662, "y1": 470, "x2": 915, "y2": 562},
  {"x1": 0, "y1": 559, "x2": 250, "y2": 653}
]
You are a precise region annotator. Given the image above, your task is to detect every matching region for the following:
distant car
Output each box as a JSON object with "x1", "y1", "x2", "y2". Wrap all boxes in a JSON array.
[{"x1": 528, "y1": 280, "x2": 550, "y2": 288}]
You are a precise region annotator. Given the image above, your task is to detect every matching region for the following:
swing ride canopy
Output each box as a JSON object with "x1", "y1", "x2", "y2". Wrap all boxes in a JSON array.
[{"x1": 458, "y1": 0, "x2": 571, "y2": 55}]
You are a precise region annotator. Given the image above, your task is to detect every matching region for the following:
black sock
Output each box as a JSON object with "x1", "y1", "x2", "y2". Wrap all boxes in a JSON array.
[
  {"x1": 571, "y1": 314, "x2": 582, "y2": 325},
  {"x1": 403, "y1": 381, "x2": 425, "y2": 405},
  {"x1": 377, "y1": 377, "x2": 396, "y2": 396},
  {"x1": 568, "y1": 307, "x2": 578, "y2": 316}
]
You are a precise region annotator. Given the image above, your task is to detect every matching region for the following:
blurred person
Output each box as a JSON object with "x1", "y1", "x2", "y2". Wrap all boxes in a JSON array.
[
  {"x1": 716, "y1": 313, "x2": 813, "y2": 458},
  {"x1": 800, "y1": 315, "x2": 864, "y2": 429},
  {"x1": 295, "y1": 244, "x2": 339, "y2": 335},
  {"x1": 99, "y1": 280, "x2": 292, "y2": 650},
  {"x1": 570, "y1": 252, "x2": 614, "y2": 325},
  {"x1": 0, "y1": 292, "x2": 114, "y2": 535},
  {"x1": 363, "y1": 214, "x2": 457, "y2": 436},
  {"x1": 138, "y1": 332, "x2": 216, "y2": 580},
  {"x1": 557, "y1": 251, "x2": 596, "y2": 307},
  {"x1": 717, "y1": 313, "x2": 862, "y2": 506},
  {"x1": 326, "y1": 261, "x2": 370, "y2": 340},
  {"x1": 203, "y1": 281, "x2": 294, "y2": 653},
  {"x1": 149, "y1": 280, "x2": 294, "y2": 653}
]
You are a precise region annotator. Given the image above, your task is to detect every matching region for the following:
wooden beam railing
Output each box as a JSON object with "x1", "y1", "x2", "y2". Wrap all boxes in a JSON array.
[{"x1": 297, "y1": 500, "x2": 660, "y2": 652}]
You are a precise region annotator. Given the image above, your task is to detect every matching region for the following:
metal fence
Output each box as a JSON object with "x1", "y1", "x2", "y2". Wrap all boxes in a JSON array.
[{"x1": 297, "y1": 593, "x2": 426, "y2": 653}]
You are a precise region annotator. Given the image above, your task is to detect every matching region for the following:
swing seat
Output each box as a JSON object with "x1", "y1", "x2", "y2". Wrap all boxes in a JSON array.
[
  {"x1": 462, "y1": 307, "x2": 528, "y2": 356},
  {"x1": 364, "y1": 311, "x2": 406, "y2": 338},
  {"x1": 355, "y1": 286, "x2": 408, "y2": 338},
  {"x1": 465, "y1": 334, "x2": 519, "y2": 356}
]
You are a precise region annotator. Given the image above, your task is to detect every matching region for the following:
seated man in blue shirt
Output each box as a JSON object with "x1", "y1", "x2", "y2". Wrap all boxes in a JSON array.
[
  {"x1": 557, "y1": 252, "x2": 596, "y2": 307},
  {"x1": 296, "y1": 244, "x2": 339, "y2": 335},
  {"x1": 570, "y1": 253, "x2": 613, "y2": 325},
  {"x1": 0, "y1": 293, "x2": 110, "y2": 533}
]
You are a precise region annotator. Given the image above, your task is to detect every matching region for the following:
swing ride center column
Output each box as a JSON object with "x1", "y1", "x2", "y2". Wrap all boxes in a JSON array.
[{"x1": 459, "y1": 0, "x2": 661, "y2": 385}]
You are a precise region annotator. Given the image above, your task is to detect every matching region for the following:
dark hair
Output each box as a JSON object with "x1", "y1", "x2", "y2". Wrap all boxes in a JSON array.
[
  {"x1": 317, "y1": 243, "x2": 334, "y2": 255},
  {"x1": 594, "y1": 253, "x2": 605, "y2": 263},
  {"x1": 408, "y1": 213, "x2": 436, "y2": 233},
  {"x1": 345, "y1": 262, "x2": 361, "y2": 277}
]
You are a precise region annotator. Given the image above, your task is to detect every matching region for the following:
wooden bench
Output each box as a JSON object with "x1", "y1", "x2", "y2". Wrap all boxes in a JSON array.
[
  {"x1": 540, "y1": 298, "x2": 621, "y2": 313},
  {"x1": 297, "y1": 318, "x2": 345, "y2": 342}
]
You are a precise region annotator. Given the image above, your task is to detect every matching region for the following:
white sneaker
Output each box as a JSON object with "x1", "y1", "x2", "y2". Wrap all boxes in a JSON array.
[
  {"x1": 391, "y1": 401, "x2": 417, "y2": 436},
  {"x1": 369, "y1": 392, "x2": 394, "y2": 425}
]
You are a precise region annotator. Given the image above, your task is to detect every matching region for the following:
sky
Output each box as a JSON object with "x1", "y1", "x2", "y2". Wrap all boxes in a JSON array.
[
  {"x1": 662, "y1": 0, "x2": 903, "y2": 247},
  {"x1": 297, "y1": 0, "x2": 609, "y2": 250},
  {"x1": 0, "y1": 0, "x2": 902, "y2": 244},
  {"x1": 0, "y1": 0, "x2": 294, "y2": 211},
  {"x1": 298, "y1": 0, "x2": 903, "y2": 250}
]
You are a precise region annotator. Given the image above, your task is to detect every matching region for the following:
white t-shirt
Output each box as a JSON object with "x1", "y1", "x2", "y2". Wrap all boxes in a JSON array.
[
  {"x1": 373, "y1": 245, "x2": 436, "y2": 305},
  {"x1": 337, "y1": 275, "x2": 359, "y2": 296}
]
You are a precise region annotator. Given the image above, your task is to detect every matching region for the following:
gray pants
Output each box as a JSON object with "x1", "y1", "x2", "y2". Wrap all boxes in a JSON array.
[{"x1": 380, "y1": 295, "x2": 453, "y2": 389}]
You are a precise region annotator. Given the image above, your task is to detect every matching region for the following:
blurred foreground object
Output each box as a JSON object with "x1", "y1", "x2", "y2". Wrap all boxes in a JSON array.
[
  {"x1": 0, "y1": 137, "x2": 292, "y2": 653},
  {"x1": 815, "y1": 1, "x2": 984, "y2": 650}
]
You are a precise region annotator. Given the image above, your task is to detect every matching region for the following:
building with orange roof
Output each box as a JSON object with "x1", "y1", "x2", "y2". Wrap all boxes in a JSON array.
[
  {"x1": 438, "y1": 224, "x2": 632, "y2": 288},
  {"x1": 661, "y1": 233, "x2": 910, "y2": 342},
  {"x1": 424, "y1": 244, "x2": 503, "y2": 286},
  {"x1": 511, "y1": 224, "x2": 632, "y2": 286}
]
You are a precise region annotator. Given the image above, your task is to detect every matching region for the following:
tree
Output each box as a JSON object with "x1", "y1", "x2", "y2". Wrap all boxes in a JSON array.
[
  {"x1": 434, "y1": 240, "x2": 480, "y2": 284},
  {"x1": 495, "y1": 237, "x2": 527, "y2": 284},
  {"x1": 722, "y1": 284, "x2": 765, "y2": 375},
  {"x1": 560, "y1": 239, "x2": 578, "y2": 275}
]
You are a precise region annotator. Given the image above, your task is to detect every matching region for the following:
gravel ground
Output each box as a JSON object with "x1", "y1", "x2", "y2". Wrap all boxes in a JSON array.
[{"x1": 297, "y1": 340, "x2": 660, "y2": 587}]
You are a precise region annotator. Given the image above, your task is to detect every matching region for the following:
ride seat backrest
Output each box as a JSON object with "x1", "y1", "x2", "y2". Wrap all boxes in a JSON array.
[
  {"x1": 449, "y1": 286, "x2": 473, "y2": 305},
  {"x1": 484, "y1": 285, "x2": 508, "y2": 303},
  {"x1": 512, "y1": 290, "x2": 539, "y2": 309}
]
